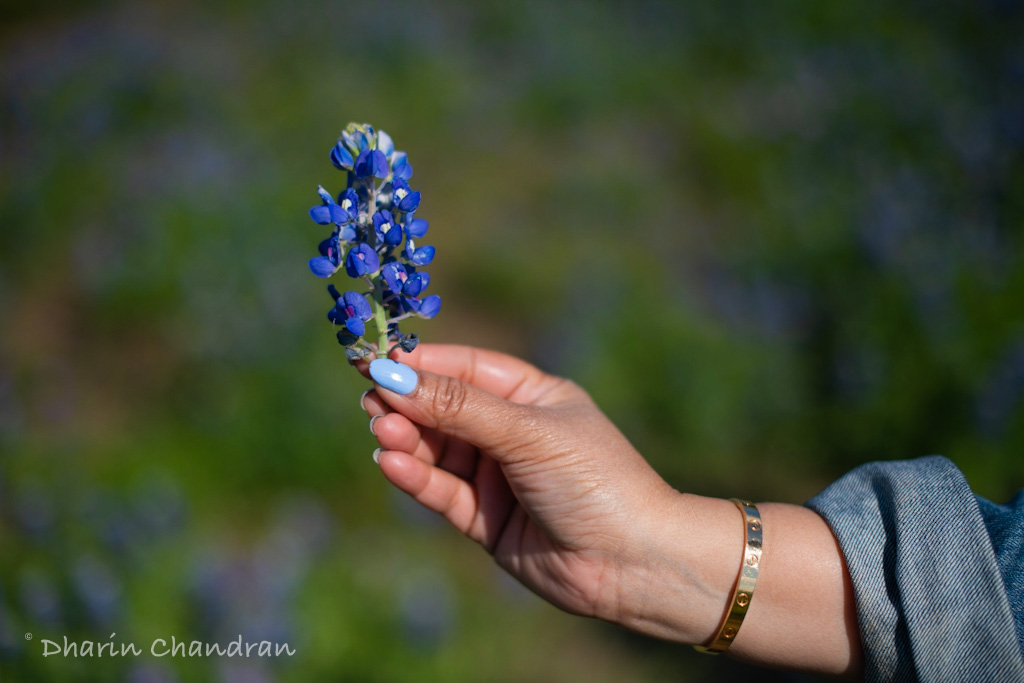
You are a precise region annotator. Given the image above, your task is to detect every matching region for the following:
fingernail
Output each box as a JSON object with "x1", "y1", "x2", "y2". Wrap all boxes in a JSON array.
[
  {"x1": 369, "y1": 414, "x2": 383, "y2": 435},
  {"x1": 359, "y1": 388, "x2": 372, "y2": 412},
  {"x1": 369, "y1": 359, "x2": 418, "y2": 395},
  {"x1": 372, "y1": 448, "x2": 381, "y2": 464}
]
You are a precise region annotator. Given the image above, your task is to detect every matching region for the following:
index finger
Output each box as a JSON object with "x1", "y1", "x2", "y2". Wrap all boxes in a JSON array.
[
  {"x1": 356, "y1": 344, "x2": 559, "y2": 405},
  {"x1": 407, "y1": 344, "x2": 561, "y2": 404}
]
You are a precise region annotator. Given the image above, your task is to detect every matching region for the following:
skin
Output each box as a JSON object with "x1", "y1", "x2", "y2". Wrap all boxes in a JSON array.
[{"x1": 356, "y1": 344, "x2": 862, "y2": 677}]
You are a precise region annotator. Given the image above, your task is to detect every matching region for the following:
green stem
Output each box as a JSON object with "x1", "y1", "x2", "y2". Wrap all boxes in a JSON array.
[
  {"x1": 370, "y1": 272, "x2": 389, "y2": 360},
  {"x1": 363, "y1": 180, "x2": 390, "y2": 359}
]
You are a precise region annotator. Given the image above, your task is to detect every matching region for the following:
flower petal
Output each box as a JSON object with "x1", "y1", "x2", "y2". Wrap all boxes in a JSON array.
[
  {"x1": 370, "y1": 150, "x2": 389, "y2": 179},
  {"x1": 391, "y1": 152, "x2": 413, "y2": 180},
  {"x1": 352, "y1": 129, "x2": 369, "y2": 151},
  {"x1": 382, "y1": 261, "x2": 406, "y2": 294},
  {"x1": 309, "y1": 205, "x2": 332, "y2": 224},
  {"x1": 317, "y1": 185, "x2": 335, "y2": 204},
  {"x1": 418, "y1": 295, "x2": 441, "y2": 319},
  {"x1": 345, "y1": 243, "x2": 379, "y2": 277},
  {"x1": 397, "y1": 190, "x2": 421, "y2": 213},
  {"x1": 403, "y1": 271, "x2": 429, "y2": 297},
  {"x1": 354, "y1": 149, "x2": 373, "y2": 177},
  {"x1": 338, "y1": 188, "x2": 359, "y2": 214},
  {"x1": 345, "y1": 316, "x2": 366, "y2": 337},
  {"x1": 309, "y1": 256, "x2": 339, "y2": 278},
  {"x1": 330, "y1": 142, "x2": 354, "y2": 170},
  {"x1": 384, "y1": 222, "x2": 404, "y2": 246},
  {"x1": 377, "y1": 130, "x2": 395, "y2": 158},
  {"x1": 405, "y1": 218, "x2": 429, "y2": 238},
  {"x1": 409, "y1": 244, "x2": 435, "y2": 266},
  {"x1": 343, "y1": 291, "x2": 373, "y2": 320},
  {"x1": 329, "y1": 204, "x2": 350, "y2": 225}
]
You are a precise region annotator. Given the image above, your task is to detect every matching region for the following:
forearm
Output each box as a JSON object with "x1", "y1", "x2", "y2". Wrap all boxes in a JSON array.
[{"x1": 606, "y1": 491, "x2": 862, "y2": 677}]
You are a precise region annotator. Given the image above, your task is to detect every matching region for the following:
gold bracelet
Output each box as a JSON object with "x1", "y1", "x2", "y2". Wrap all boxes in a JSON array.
[{"x1": 693, "y1": 498, "x2": 762, "y2": 655}]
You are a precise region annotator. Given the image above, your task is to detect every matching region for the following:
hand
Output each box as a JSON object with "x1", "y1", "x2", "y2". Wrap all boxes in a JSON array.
[
  {"x1": 357, "y1": 344, "x2": 861, "y2": 676},
  {"x1": 358, "y1": 344, "x2": 683, "y2": 623}
]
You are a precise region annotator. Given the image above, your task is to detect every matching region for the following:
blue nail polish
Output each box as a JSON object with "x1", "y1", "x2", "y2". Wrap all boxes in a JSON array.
[{"x1": 369, "y1": 359, "x2": 418, "y2": 395}]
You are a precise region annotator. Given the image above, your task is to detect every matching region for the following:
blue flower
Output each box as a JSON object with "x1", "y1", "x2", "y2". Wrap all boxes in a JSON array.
[
  {"x1": 338, "y1": 188, "x2": 359, "y2": 220},
  {"x1": 342, "y1": 129, "x2": 369, "y2": 155},
  {"x1": 405, "y1": 218, "x2": 429, "y2": 239},
  {"x1": 309, "y1": 233, "x2": 344, "y2": 278},
  {"x1": 306, "y1": 123, "x2": 439, "y2": 360},
  {"x1": 377, "y1": 130, "x2": 395, "y2": 158},
  {"x1": 391, "y1": 179, "x2": 421, "y2": 213},
  {"x1": 309, "y1": 256, "x2": 339, "y2": 278},
  {"x1": 309, "y1": 186, "x2": 353, "y2": 227},
  {"x1": 417, "y1": 295, "x2": 442, "y2": 318},
  {"x1": 398, "y1": 294, "x2": 442, "y2": 319},
  {"x1": 330, "y1": 142, "x2": 354, "y2": 171},
  {"x1": 373, "y1": 210, "x2": 403, "y2": 247},
  {"x1": 391, "y1": 151, "x2": 413, "y2": 181},
  {"x1": 405, "y1": 241, "x2": 435, "y2": 266},
  {"x1": 382, "y1": 261, "x2": 430, "y2": 298},
  {"x1": 354, "y1": 149, "x2": 389, "y2": 179},
  {"x1": 345, "y1": 242, "x2": 380, "y2": 277},
  {"x1": 328, "y1": 291, "x2": 373, "y2": 336}
]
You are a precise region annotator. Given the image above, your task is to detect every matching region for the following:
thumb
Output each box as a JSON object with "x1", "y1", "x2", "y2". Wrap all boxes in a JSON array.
[{"x1": 368, "y1": 358, "x2": 533, "y2": 457}]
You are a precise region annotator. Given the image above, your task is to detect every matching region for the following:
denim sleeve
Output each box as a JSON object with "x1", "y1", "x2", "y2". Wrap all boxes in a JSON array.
[
  {"x1": 976, "y1": 490, "x2": 1024, "y2": 655},
  {"x1": 805, "y1": 456, "x2": 1024, "y2": 683}
]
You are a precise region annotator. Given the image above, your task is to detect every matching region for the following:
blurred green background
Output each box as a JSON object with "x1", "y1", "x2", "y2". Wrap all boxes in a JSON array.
[{"x1": 2, "y1": 1, "x2": 1022, "y2": 681}]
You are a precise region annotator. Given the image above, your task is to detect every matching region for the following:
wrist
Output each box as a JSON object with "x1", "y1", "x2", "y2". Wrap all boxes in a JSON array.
[{"x1": 603, "y1": 491, "x2": 744, "y2": 645}]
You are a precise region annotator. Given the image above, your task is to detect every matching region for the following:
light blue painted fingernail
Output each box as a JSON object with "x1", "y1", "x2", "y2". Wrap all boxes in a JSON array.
[{"x1": 369, "y1": 359, "x2": 418, "y2": 395}]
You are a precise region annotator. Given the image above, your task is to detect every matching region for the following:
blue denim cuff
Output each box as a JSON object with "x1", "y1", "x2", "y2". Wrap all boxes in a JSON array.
[{"x1": 806, "y1": 456, "x2": 1024, "y2": 683}]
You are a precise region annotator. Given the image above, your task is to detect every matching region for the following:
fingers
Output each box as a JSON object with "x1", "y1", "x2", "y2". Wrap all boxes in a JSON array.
[
  {"x1": 376, "y1": 449, "x2": 515, "y2": 550},
  {"x1": 358, "y1": 344, "x2": 565, "y2": 405},
  {"x1": 361, "y1": 387, "x2": 389, "y2": 418},
  {"x1": 366, "y1": 391, "x2": 481, "y2": 480},
  {"x1": 364, "y1": 386, "x2": 439, "y2": 457},
  {"x1": 376, "y1": 450, "x2": 480, "y2": 538},
  {"x1": 407, "y1": 345, "x2": 557, "y2": 404},
  {"x1": 368, "y1": 358, "x2": 537, "y2": 460}
]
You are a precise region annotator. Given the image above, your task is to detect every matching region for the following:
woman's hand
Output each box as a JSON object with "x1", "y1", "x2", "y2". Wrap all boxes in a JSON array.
[
  {"x1": 357, "y1": 344, "x2": 860, "y2": 676},
  {"x1": 358, "y1": 344, "x2": 685, "y2": 622}
]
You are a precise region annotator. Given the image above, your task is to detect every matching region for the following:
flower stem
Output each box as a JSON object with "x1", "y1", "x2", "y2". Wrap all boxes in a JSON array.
[{"x1": 370, "y1": 272, "x2": 390, "y2": 360}]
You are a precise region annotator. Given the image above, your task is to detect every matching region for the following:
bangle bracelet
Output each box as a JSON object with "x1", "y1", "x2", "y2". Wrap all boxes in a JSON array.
[{"x1": 694, "y1": 498, "x2": 763, "y2": 655}]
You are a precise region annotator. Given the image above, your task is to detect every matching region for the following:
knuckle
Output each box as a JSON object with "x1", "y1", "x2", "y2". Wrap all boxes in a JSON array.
[{"x1": 431, "y1": 375, "x2": 469, "y2": 424}]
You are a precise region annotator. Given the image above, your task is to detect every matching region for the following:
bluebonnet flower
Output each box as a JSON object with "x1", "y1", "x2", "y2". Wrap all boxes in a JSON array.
[
  {"x1": 304, "y1": 123, "x2": 440, "y2": 360},
  {"x1": 345, "y1": 243, "x2": 379, "y2": 278},
  {"x1": 373, "y1": 210, "x2": 403, "y2": 247},
  {"x1": 308, "y1": 234, "x2": 343, "y2": 278},
  {"x1": 308, "y1": 186, "x2": 351, "y2": 227},
  {"x1": 391, "y1": 178, "x2": 421, "y2": 212},
  {"x1": 328, "y1": 291, "x2": 373, "y2": 337},
  {"x1": 330, "y1": 142, "x2": 354, "y2": 171},
  {"x1": 354, "y1": 149, "x2": 389, "y2": 179},
  {"x1": 405, "y1": 241, "x2": 435, "y2": 266},
  {"x1": 391, "y1": 152, "x2": 413, "y2": 181},
  {"x1": 404, "y1": 294, "x2": 442, "y2": 319},
  {"x1": 382, "y1": 261, "x2": 429, "y2": 299},
  {"x1": 405, "y1": 218, "x2": 428, "y2": 238}
]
